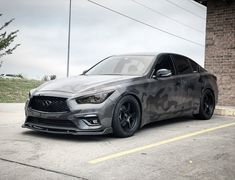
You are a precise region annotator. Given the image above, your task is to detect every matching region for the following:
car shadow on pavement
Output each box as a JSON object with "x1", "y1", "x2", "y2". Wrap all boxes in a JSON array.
[
  {"x1": 21, "y1": 116, "x2": 199, "y2": 142},
  {"x1": 21, "y1": 130, "x2": 113, "y2": 142}
]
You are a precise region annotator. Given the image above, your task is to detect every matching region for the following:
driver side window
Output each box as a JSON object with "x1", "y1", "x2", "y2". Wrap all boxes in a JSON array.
[{"x1": 155, "y1": 55, "x2": 176, "y2": 75}]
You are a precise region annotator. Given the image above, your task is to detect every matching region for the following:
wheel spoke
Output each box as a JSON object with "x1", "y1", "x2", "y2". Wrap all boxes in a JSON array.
[
  {"x1": 203, "y1": 103, "x2": 207, "y2": 112},
  {"x1": 205, "y1": 103, "x2": 209, "y2": 111},
  {"x1": 203, "y1": 91, "x2": 214, "y2": 116},
  {"x1": 117, "y1": 99, "x2": 139, "y2": 133},
  {"x1": 119, "y1": 114, "x2": 125, "y2": 124},
  {"x1": 126, "y1": 103, "x2": 131, "y2": 112},
  {"x1": 120, "y1": 106, "x2": 126, "y2": 113},
  {"x1": 127, "y1": 120, "x2": 132, "y2": 129},
  {"x1": 121, "y1": 120, "x2": 127, "y2": 126},
  {"x1": 118, "y1": 113, "x2": 122, "y2": 120}
]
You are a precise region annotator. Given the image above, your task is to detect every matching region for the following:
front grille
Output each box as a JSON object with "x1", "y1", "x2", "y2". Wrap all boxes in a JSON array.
[
  {"x1": 29, "y1": 96, "x2": 70, "y2": 112},
  {"x1": 27, "y1": 117, "x2": 77, "y2": 128}
]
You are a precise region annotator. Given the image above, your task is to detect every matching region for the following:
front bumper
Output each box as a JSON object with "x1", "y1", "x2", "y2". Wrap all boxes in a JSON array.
[
  {"x1": 22, "y1": 123, "x2": 112, "y2": 135},
  {"x1": 22, "y1": 93, "x2": 117, "y2": 135}
]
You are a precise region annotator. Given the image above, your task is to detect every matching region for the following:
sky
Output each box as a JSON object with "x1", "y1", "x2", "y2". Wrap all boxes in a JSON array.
[{"x1": 0, "y1": 0, "x2": 206, "y2": 79}]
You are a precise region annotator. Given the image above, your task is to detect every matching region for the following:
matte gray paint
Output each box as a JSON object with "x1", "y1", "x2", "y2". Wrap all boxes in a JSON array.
[{"x1": 22, "y1": 53, "x2": 218, "y2": 135}]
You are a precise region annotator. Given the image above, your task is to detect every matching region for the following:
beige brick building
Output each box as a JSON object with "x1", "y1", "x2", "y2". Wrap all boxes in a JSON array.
[{"x1": 196, "y1": 0, "x2": 235, "y2": 106}]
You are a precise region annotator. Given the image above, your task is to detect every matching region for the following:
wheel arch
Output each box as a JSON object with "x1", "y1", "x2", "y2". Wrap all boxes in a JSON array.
[{"x1": 200, "y1": 73, "x2": 218, "y2": 105}]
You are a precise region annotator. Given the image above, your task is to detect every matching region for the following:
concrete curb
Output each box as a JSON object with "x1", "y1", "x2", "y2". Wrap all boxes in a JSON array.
[{"x1": 215, "y1": 106, "x2": 235, "y2": 116}]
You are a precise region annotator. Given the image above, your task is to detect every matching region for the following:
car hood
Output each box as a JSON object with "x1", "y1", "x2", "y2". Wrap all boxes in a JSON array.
[{"x1": 36, "y1": 75, "x2": 140, "y2": 94}]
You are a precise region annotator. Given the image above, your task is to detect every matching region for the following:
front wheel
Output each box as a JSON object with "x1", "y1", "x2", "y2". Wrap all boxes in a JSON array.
[
  {"x1": 194, "y1": 89, "x2": 215, "y2": 120},
  {"x1": 112, "y1": 95, "x2": 141, "y2": 138}
]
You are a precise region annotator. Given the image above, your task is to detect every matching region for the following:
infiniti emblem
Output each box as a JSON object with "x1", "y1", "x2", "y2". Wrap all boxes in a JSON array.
[{"x1": 43, "y1": 100, "x2": 52, "y2": 107}]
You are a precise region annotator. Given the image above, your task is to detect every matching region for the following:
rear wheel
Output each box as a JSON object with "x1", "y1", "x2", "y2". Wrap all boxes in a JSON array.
[
  {"x1": 194, "y1": 89, "x2": 215, "y2": 120},
  {"x1": 112, "y1": 95, "x2": 141, "y2": 138}
]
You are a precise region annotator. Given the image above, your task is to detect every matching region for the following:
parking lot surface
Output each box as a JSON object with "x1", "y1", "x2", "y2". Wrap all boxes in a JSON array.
[{"x1": 0, "y1": 103, "x2": 235, "y2": 180}]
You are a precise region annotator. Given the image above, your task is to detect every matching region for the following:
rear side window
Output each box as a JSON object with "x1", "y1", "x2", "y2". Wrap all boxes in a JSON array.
[
  {"x1": 172, "y1": 55, "x2": 192, "y2": 75},
  {"x1": 189, "y1": 59, "x2": 199, "y2": 72},
  {"x1": 199, "y1": 66, "x2": 207, "y2": 73}
]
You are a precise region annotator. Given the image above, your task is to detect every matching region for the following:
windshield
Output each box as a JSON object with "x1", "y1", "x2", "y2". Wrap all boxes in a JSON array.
[{"x1": 86, "y1": 55, "x2": 155, "y2": 76}]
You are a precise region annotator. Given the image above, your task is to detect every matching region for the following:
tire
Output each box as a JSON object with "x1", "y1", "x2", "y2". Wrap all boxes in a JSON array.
[
  {"x1": 194, "y1": 89, "x2": 215, "y2": 120},
  {"x1": 112, "y1": 95, "x2": 141, "y2": 138}
]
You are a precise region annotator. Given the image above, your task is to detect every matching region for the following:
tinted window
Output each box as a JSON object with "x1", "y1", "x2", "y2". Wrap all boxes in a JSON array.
[
  {"x1": 199, "y1": 66, "x2": 207, "y2": 73},
  {"x1": 155, "y1": 55, "x2": 175, "y2": 75},
  {"x1": 173, "y1": 55, "x2": 192, "y2": 74},
  {"x1": 189, "y1": 59, "x2": 199, "y2": 72}
]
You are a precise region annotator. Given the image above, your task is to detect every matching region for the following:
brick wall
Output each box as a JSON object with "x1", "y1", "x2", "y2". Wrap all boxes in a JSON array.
[{"x1": 205, "y1": 0, "x2": 235, "y2": 106}]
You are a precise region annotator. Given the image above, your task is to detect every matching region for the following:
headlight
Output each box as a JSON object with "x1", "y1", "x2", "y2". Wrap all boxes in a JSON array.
[
  {"x1": 28, "y1": 88, "x2": 36, "y2": 99},
  {"x1": 76, "y1": 90, "x2": 114, "y2": 104}
]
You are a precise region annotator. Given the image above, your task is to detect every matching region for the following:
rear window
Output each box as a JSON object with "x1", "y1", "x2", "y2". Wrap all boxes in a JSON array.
[{"x1": 189, "y1": 59, "x2": 199, "y2": 72}]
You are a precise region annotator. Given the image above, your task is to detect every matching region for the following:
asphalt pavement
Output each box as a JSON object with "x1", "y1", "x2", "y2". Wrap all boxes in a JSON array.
[{"x1": 0, "y1": 103, "x2": 235, "y2": 180}]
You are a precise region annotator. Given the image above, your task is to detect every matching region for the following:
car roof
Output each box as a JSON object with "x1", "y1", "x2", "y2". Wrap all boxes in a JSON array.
[
  {"x1": 115, "y1": 52, "x2": 159, "y2": 56},
  {"x1": 113, "y1": 52, "x2": 190, "y2": 58}
]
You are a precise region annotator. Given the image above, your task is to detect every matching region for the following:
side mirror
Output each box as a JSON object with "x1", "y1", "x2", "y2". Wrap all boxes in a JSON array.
[{"x1": 156, "y1": 69, "x2": 172, "y2": 78}]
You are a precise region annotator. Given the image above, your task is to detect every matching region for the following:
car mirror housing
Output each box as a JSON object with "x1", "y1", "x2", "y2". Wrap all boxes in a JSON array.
[{"x1": 156, "y1": 69, "x2": 172, "y2": 78}]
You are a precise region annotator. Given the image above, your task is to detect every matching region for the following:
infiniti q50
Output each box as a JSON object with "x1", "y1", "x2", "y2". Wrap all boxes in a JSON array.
[{"x1": 22, "y1": 53, "x2": 218, "y2": 137}]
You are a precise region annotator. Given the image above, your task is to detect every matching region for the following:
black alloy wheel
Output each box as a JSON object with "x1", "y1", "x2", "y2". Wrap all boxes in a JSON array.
[
  {"x1": 194, "y1": 89, "x2": 215, "y2": 120},
  {"x1": 112, "y1": 95, "x2": 141, "y2": 137}
]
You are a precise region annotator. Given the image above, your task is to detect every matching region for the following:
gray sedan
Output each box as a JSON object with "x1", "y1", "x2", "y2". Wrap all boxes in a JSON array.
[{"x1": 22, "y1": 53, "x2": 218, "y2": 137}]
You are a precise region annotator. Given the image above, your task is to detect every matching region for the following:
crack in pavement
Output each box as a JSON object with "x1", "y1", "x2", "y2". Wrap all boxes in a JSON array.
[{"x1": 0, "y1": 157, "x2": 87, "y2": 180}]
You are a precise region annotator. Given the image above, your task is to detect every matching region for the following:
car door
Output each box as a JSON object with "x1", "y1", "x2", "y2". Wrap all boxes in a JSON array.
[
  {"x1": 171, "y1": 55, "x2": 201, "y2": 113},
  {"x1": 146, "y1": 54, "x2": 183, "y2": 121}
]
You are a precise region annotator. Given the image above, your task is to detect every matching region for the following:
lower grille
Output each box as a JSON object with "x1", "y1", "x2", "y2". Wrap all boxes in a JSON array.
[
  {"x1": 29, "y1": 96, "x2": 69, "y2": 112},
  {"x1": 27, "y1": 117, "x2": 77, "y2": 128}
]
